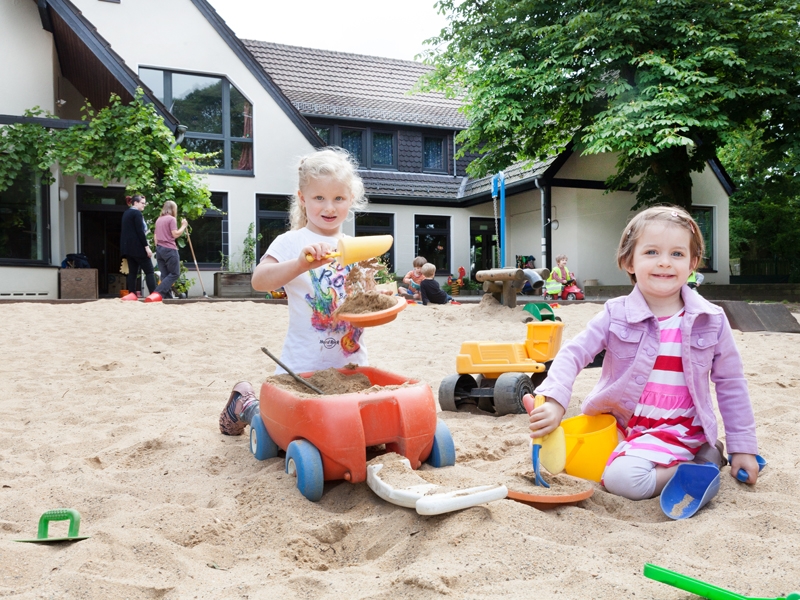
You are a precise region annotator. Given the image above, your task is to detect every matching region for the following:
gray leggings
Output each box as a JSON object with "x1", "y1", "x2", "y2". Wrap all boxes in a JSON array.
[
  {"x1": 603, "y1": 455, "x2": 660, "y2": 500},
  {"x1": 602, "y1": 442, "x2": 723, "y2": 500}
]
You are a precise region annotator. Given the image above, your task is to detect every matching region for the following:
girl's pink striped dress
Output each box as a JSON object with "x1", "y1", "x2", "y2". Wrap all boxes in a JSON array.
[{"x1": 607, "y1": 310, "x2": 707, "y2": 467}]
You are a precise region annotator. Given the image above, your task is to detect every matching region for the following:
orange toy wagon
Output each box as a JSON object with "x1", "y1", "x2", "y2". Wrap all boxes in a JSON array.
[{"x1": 249, "y1": 366, "x2": 456, "y2": 501}]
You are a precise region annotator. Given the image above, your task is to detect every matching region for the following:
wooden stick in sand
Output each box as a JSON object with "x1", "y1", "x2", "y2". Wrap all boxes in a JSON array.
[{"x1": 261, "y1": 347, "x2": 324, "y2": 395}]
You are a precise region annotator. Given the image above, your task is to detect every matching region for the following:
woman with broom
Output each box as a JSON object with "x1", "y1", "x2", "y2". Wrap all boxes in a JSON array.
[{"x1": 145, "y1": 200, "x2": 188, "y2": 302}]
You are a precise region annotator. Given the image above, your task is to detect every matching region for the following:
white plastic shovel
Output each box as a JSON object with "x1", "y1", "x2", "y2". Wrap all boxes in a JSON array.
[{"x1": 366, "y1": 458, "x2": 507, "y2": 516}]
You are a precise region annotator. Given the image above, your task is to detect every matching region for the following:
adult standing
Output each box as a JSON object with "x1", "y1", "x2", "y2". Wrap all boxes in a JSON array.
[
  {"x1": 148, "y1": 200, "x2": 188, "y2": 303},
  {"x1": 120, "y1": 194, "x2": 156, "y2": 301}
]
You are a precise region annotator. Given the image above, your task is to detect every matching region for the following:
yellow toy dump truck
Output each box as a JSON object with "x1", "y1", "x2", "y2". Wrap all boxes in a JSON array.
[{"x1": 438, "y1": 320, "x2": 564, "y2": 415}]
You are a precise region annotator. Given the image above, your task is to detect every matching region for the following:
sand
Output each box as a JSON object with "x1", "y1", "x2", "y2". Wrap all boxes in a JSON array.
[{"x1": 1, "y1": 296, "x2": 799, "y2": 599}]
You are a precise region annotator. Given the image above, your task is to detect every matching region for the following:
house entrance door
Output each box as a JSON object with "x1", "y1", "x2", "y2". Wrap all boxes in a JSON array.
[
  {"x1": 77, "y1": 186, "x2": 127, "y2": 297},
  {"x1": 469, "y1": 217, "x2": 499, "y2": 279}
]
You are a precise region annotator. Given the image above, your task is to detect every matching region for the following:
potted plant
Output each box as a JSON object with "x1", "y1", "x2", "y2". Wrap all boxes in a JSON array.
[{"x1": 214, "y1": 223, "x2": 264, "y2": 298}]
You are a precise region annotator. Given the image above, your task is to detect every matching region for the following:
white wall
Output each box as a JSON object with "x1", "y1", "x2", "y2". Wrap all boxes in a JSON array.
[
  {"x1": 0, "y1": 267, "x2": 58, "y2": 299},
  {"x1": 0, "y1": 1, "x2": 55, "y2": 114},
  {"x1": 71, "y1": 0, "x2": 316, "y2": 267}
]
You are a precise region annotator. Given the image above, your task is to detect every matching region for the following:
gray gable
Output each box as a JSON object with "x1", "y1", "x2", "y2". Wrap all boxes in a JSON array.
[{"x1": 242, "y1": 41, "x2": 466, "y2": 129}]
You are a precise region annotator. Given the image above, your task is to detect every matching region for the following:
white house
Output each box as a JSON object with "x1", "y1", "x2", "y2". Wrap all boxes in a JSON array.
[{"x1": 0, "y1": 0, "x2": 732, "y2": 299}]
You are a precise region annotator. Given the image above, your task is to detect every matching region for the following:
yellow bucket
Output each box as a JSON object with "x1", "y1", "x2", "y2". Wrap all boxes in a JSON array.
[{"x1": 561, "y1": 414, "x2": 619, "y2": 482}]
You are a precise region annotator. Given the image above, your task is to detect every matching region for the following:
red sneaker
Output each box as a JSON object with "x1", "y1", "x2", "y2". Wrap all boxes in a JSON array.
[
  {"x1": 449, "y1": 300, "x2": 462, "y2": 305},
  {"x1": 144, "y1": 292, "x2": 163, "y2": 303},
  {"x1": 120, "y1": 292, "x2": 138, "y2": 301}
]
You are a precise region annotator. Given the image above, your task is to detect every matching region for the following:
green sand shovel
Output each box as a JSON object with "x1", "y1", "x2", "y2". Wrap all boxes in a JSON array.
[
  {"x1": 14, "y1": 509, "x2": 90, "y2": 544},
  {"x1": 644, "y1": 563, "x2": 800, "y2": 600}
]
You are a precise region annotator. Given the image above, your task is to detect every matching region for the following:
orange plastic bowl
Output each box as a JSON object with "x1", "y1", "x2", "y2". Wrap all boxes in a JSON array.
[
  {"x1": 337, "y1": 295, "x2": 406, "y2": 327},
  {"x1": 506, "y1": 487, "x2": 594, "y2": 510}
]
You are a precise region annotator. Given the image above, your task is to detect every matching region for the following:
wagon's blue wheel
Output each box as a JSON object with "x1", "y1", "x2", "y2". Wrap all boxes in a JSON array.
[
  {"x1": 285, "y1": 440, "x2": 324, "y2": 502},
  {"x1": 249, "y1": 413, "x2": 278, "y2": 461},
  {"x1": 427, "y1": 420, "x2": 456, "y2": 468}
]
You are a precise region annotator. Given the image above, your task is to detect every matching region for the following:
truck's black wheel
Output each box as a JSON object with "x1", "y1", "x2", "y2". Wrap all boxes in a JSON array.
[
  {"x1": 438, "y1": 374, "x2": 477, "y2": 411},
  {"x1": 493, "y1": 373, "x2": 534, "y2": 415}
]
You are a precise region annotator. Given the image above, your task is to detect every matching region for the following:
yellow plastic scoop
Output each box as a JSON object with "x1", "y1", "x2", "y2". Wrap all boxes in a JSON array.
[
  {"x1": 305, "y1": 234, "x2": 393, "y2": 266},
  {"x1": 523, "y1": 394, "x2": 567, "y2": 476}
]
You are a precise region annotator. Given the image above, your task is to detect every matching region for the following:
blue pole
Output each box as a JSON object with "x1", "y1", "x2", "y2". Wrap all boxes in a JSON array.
[{"x1": 498, "y1": 172, "x2": 506, "y2": 267}]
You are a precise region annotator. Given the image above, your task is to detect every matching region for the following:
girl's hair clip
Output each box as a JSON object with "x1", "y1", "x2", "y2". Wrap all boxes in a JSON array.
[{"x1": 671, "y1": 210, "x2": 695, "y2": 233}]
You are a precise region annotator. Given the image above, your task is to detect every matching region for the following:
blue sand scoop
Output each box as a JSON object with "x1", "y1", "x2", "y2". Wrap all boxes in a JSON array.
[
  {"x1": 660, "y1": 463, "x2": 721, "y2": 520},
  {"x1": 727, "y1": 454, "x2": 767, "y2": 482}
]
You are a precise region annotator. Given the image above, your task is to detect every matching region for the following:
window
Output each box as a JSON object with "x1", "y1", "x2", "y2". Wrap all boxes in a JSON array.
[
  {"x1": 0, "y1": 167, "x2": 49, "y2": 265},
  {"x1": 138, "y1": 68, "x2": 253, "y2": 174},
  {"x1": 423, "y1": 136, "x2": 446, "y2": 172},
  {"x1": 415, "y1": 215, "x2": 450, "y2": 274},
  {"x1": 256, "y1": 195, "x2": 291, "y2": 261},
  {"x1": 692, "y1": 206, "x2": 714, "y2": 270},
  {"x1": 355, "y1": 213, "x2": 395, "y2": 272},
  {"x1": 314, "y1": 126, "x2": 330, "y2": 144},
  {"x1": 178, "y1": 192, "x2": 227, "y2": 268},
  {"x1": 308, "y1": 121, "x2": 397, "y2": 170}
]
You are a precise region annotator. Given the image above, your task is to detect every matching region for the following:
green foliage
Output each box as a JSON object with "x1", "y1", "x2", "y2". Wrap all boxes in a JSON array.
[
  {"x1": 719, "y1": 125, "x2": 800, "y2": 281},
  {"x1": 229, "y1": 223, "x2": 262, "y2": 273},
  {"x1": 0, "y1": 90, "x2": 214, "y2": 230},
  {"x1": 420, "y1": 0, "x2": 800, "y2": 209},
  {"x1": 171, "y1": 261, "x2": 195, "y2": 297}
]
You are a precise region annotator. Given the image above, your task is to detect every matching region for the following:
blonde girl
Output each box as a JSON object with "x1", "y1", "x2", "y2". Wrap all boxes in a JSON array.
[
  {"x1": 149, "y1": 200, "x2": 188, "y2": 302},
  {"x1": 529, "y1": 206, "x2": 759, "y2": 500},
  {"x1": 220, "y1": 148, "x2": 369, "y2": 435}
]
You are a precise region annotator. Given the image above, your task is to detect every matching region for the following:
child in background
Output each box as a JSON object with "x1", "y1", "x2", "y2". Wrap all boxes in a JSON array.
[
  {"x1": 398, "y1": 256, "x2": 427, "y2": 299},
  {"x1": 220, "y1": 148, "x2": 369, "y2": 435},
  {"x1": 544, "y1": 254, "x2": 574, "y2": 298},
  {"x1": 419, "y1": 263, "x2": 460, "y2": 305},
  {"x1": 529, "y1": 206, "x2": 759, "y2": 500}
]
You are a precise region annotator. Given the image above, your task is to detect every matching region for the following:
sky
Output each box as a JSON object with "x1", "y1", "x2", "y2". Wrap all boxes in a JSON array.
[{"x1": 210, "y1": 0, "x2": 450, "y2": 62}]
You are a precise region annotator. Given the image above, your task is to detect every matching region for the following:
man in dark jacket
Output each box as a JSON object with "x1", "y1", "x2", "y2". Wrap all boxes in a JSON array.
[{"x1": 120, "y1": 194, "x2": 156, "y2": 300}]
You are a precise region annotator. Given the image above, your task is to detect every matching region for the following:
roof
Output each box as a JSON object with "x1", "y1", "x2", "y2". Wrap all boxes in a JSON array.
[
  {"x1": 360, "y1": 171, "x2": 463, "y2": 203},
  {"x1": 37, "y1": 0, "x2": 179, "y2": 132},
  {"x1": 242, "y1": 41, "x2": 467, "y2": 129},
  {"x1": 188, "y1": 0, "x2": 323, "y2": 147}
]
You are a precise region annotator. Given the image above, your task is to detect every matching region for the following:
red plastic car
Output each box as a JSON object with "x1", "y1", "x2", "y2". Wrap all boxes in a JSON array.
[{"x1": 249, "y1": 366, "x2": 456, "y2": 501}]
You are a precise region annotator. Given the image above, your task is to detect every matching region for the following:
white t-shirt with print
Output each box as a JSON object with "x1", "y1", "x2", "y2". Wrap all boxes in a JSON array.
[{"x1": 264, "y1": 227, "x2": 368, "y2": 375}]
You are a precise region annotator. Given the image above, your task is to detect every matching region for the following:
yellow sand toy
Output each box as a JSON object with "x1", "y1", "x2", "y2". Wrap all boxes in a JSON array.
[{"x1": 438, "y1": 320, "x2": 564, "y2": 415}]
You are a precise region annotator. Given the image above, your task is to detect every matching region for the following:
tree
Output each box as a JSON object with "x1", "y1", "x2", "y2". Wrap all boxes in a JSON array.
[
  {"x1": 0, "y1": 89, "x2": 213, "y2": 228},
  {"x1": 719, "y1": 125, "x2": 800, "y2": 281},
  {"x1": 420, "y1": 0, "x2": 800, "y2": 209}
]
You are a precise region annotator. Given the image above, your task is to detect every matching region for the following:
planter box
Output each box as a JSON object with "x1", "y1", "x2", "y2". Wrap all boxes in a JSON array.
[
  {"x1": 59, "y1": 268, "x2": 98, "y2": 299},
  {"x1": 213, "y1": 272, "x2": 261, "y2": 298}
]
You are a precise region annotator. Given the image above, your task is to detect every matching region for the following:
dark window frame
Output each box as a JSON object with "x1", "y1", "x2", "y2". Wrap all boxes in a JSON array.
[
  {"x1": 307, "y1": 121, "x2": 398, "y2": 171},
  {"x1": 178, "y1": 192, "x2": 228, "y2": 270},
  {"x1": 422, "y1": 135, "x2": 447, "y2": 173},
  {"x1": 692, "y1": 206, "x2": 716, "y2": 273},
  {"x1": 138, "y1": 67, "x2": 254, "y2": 176},
  {"x1": 0, "y1": 168, "x2": 51, "y2": 267},
  {"x1": 414, "y1": 214, "x2": 451, "y2": 275},
  {"x1": 355, "y1": 212, "x2": 395, "y2": 273},
  {"x1": 256, "y1": 194, "x2": 291, "y2": 261}
]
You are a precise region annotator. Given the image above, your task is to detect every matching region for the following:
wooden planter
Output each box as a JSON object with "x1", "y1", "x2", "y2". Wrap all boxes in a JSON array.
[{"x1": 213, "y1": 272, "x2": 261, "y2": 298}]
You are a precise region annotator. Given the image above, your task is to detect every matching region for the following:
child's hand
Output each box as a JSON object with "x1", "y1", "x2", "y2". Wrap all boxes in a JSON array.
[
  {"x1": 527, "y1": 396, "x2": 565, "y2": 438},
  {"x1": 729, "y1": 453, "x2": 760, "y2": 484},
  {"x1": 300, "y1": 243, "x2": 334, "y2": 269}
]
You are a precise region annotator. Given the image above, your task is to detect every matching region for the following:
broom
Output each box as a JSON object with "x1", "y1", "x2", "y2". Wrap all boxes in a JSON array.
[{"x1": 185, "y1": 230, "x2": 209, "y2": 299}]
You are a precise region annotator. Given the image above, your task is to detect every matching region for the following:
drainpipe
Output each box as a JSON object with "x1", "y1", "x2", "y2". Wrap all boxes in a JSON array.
[{"x1": 535, "y1": 177, "x2": 552, "y2": 270}]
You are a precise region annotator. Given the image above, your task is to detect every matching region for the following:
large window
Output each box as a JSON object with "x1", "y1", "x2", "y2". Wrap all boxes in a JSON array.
[
  {"x1": 355, "y1": 213, "x2": 395, "y2": 272},
  {"x1": 0, "y1": 168, "x2": 49, "y2": 265},
  {"x1": 692, "y1": 206, "x2": 714, "y2": 271},
  {"x1": 139, "y1": 68, "x2": 253, "y2": 174},
  {"x1": 309, "y1": 122, "x2": 397, "y2": 169},
  {"x1": 178, "y1": 192, "x2": 227, "y2": 268},
  {"x1": 256, "y1": 195, "x2": 290, "y2": 261},
  {"x1": 415, "y1": 215, "x2": 450, "y2": 274}
]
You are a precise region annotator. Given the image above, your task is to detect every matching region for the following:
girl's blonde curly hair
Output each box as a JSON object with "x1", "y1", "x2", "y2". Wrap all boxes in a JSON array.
[
  {"x1": 616, "y1": 205, "x2": 705, "y2": 283},
  {"x1": 289, "y1": 148, "x2": 368, "y2": 230}
]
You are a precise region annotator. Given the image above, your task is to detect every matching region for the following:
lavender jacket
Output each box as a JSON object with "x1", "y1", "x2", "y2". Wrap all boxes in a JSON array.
[{"x1": 535, "y1": 285, "x2": 758, "y2": 455}]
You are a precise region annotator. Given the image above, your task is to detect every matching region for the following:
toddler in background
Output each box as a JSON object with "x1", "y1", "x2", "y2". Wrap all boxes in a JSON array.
[
  {"x1": 529, "y1": 206, "x2": 759, "y2": 500},
  {"x1": 419, "y1": 263, "x2": 460, "y2": 306},
  {"x1": 398, "y1": 256, "x2": 427, "y2": 300}
]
